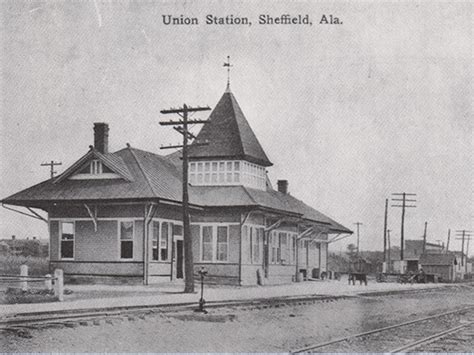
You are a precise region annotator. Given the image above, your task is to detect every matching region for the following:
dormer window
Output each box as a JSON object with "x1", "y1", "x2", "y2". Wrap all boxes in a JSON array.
[{"x1": 70, "y1": 159, "x2": 119, "y2": 180}]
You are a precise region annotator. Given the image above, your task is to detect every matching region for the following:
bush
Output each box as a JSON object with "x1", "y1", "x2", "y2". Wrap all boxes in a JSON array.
[
  {"x1": 0, "y1": 255, "x2": 49, "y2": 276},
  {"x1": 4, "y1": 287, "x2": 58, "y2": 304}
]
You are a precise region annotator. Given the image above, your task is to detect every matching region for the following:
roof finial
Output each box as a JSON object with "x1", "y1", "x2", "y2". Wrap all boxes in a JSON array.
[{"x1": 223, "y1": 55, "x2": 233, "y2": 92}]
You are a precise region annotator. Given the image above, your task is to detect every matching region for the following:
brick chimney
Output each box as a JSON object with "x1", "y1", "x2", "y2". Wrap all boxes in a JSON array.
[
  {"x1": 277, "y1": 180, "x2": 288, "y2": 194},
  {"x1": 94, "y1": 123, "x2": 109, "y2": 153}
]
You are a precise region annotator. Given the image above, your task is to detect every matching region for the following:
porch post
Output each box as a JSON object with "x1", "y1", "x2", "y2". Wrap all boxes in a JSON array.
[
  {"x1": 143, "y1": 203, "x2": 157, "y2": 286},
  {"x1": 264, "y1": 224, "x2": 270, "y2": 278}
]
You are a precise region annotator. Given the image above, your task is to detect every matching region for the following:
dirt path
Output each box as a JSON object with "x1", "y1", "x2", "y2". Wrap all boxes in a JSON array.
[{"x1": 1, "y1": 285, "x2": 473, "y2": 352}]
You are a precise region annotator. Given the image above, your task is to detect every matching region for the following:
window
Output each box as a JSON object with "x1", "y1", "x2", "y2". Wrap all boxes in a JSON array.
[
  {"x1": 252, "y1": 227, "x2": 262, "y2": 264},
  {"x1": 280, "y1": 232, "x2": 287, "y2": 263},
  {"x1": 152, "y1": 221, "x2": 159, "y2": 261},
  {"x1": 188, "y1": 160, "x2": 265, "y2": 189},
  {"x1": 60, "y1": 222, "x2": 74, "y2": 259},
  {"x1": 120, "y1": 221, "x2": 134, "y2": 259},
  {"x1": 161, "y1": 222, "x2": 171, "y2": 261},
  {"x1": 151, "y1": 221, "x2": 178, "y2": 262},
  {"x1": 201, "y1": 226, "x2": 213, "y2": 262},
  {"x1": 271, "y1": 231, "x2": 280, "y2": 264},
  {"x1": 71, "y1": 159, "x2": 118, "y2": 179},
  {"x1": 217, "y1": 226, "x2": 228, "y2": 261},
  {"x1": 291, "y1": 235, "x2": 296, "y2": 264},
  {"x1": 201, "y1": 225, "x2": 229, "y2": 262}
]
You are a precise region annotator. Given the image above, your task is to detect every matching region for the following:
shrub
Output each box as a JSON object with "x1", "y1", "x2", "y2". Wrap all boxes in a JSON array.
[
  {"x1": 4, "y1": 287, "x2": 58, "y2": 304},
  {"x1": 0, "y1": 255, "x2": 49, "y2": 276}
]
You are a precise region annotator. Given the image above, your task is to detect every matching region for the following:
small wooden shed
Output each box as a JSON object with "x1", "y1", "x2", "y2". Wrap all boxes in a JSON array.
[{"x1": 419, "y1": 253, "x2": 457, "y2": 282}]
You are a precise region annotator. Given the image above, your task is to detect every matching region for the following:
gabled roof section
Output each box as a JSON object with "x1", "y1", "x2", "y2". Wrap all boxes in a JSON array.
[
  {"x1": 2, "y1": 146, "x2": 183, "y2": 207},
  {"x1": 188, "y1": 90, "x2": 273, "y2": 167},
  {"x1": 189, "y1": 185, "x2": 352, "y2": 234},
  {"x1": 54, "y1": 149, "x2": 133, "y2": 183}
]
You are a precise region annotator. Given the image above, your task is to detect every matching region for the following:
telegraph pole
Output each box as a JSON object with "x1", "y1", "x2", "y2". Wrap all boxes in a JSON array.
[
  {"x1": 422, "y1": 221, "x2": 427, "y2": 254},
  {"x1": 446, "y1": 229, "x2": 450, "y2": 253},
  {"x1": 455, "y1": 230, "x2": 472, "y2": 272},
  {"x1": 391, "y1": 193, "x2": 417, "y2": 261},
  {"x1": 387, "y1": 229, "x2": 392, "y2": 273},
  {"x1": 383, "y1": 199, "x2": 388, "y2": 263},
  {"x1": 41, "y1": 160, "x2": 62, "y2": 178},
  {"x1": 354, "y1": 222, "x2": 363, "y2": 255},
  {"x1": 160, "y1": 104, "x2": 211, "y2": 293},
  {"x1": 354, "y1": 222, "x2": 363, "y2": 272}
]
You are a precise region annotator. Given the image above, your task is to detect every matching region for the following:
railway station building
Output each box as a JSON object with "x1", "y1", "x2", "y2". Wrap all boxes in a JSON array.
[{"x1": 2, "y1": 86, "x2": 351, "y2": 286}]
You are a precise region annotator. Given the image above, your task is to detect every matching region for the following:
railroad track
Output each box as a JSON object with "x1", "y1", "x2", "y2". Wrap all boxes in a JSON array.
[
  {"x1": 0, "y1": 293, "x2": 352, "y2": 331},
  {"x1": 291, "y1": 305, "x2": 474, "y2": 353}
]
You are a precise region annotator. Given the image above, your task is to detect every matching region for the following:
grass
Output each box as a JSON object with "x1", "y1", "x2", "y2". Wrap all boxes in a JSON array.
[{"x1": 0, "y1": 255, "x2": 49, "y2": 276}]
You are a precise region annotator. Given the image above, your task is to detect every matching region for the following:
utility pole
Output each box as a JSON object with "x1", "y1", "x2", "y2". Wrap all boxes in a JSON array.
[
  {"x1": 354, "y1": 222, "x2": 363, "y2": 255},
  {"x1": 383, "y1": 199, "x2": 388, "y2": 263},
  {"x1": 159, "y1": 104, "x2": 211, "y2": 293},
  {"x1": 387, "y1": 229, "x2": 392, "y2": 273},
  {"x1": 354, "y1": 222, "x2": 363, "y2": 272},
  {"x1": 446, "y1": 229, "x2": 450, "y2": 253},
  {"x1": 41, "y1": 160, "x2": 62, "y2": 178},
  {"x1": 455, "y1": 230, "x2": 472, "y2": 273},
  {"x1": 391, "y1": 193, "x2": 417, "y2": 261},
  {"x1": 422, "y1": 221, "x2": 427, "y2": 254}
]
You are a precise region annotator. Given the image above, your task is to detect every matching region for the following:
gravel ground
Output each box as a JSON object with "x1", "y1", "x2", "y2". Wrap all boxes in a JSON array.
[{"x1": 1, "y1": 285, "x2": 473, "y2": 352}]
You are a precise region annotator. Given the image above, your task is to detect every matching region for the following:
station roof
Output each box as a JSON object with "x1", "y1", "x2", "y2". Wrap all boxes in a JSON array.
[{"x1": 188, "y1": 89, "x2": 273, "y2": 167}]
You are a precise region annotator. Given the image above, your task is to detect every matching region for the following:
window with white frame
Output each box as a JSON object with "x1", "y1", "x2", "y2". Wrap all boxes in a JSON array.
[
  {"x1": 120, "y1": 221, "x2": 134, "y2": 259},
  {"x1": 251, "y1": 227, "x2": 263, "y2": 264},
  {"x1": 77, "y1": 160, "x2": 114, "y2": 175},
  {"x1": 60, "y1": 221, "x2": 74, "y2": 259},
  {"x1": 217, "y1": 226, "x2": 228, "y2": 261},
  {"x1": 152, "y1": 221, "x2": 159, "y2": 261},
  {"x1": 201, "y1": 226, "x2": 214, "y2": 262},
  {"x1": 279, "y1": 232, "x2": 288, "y2": 263},
  {"x1": 291, "y1": 235, "x2": 296, "y2": 264},
  {"x1": 71, "y1": 159, "x2": 118, "y2": 180},
  {"x1": 161, "y1": 222, "x2": 171, "y2": 261},
  {"x1": 200, "y1": 225, "x2": 229, "y2": 262},
  {"x1": 271, "y1": 231, "x2": 281, "y2": 264},
  {"x1": 151, "y1": 221, "x2": 173, "y2": 261},
  {"x1": 189, "y1": 160, "x2": 266, "y2": 190}
]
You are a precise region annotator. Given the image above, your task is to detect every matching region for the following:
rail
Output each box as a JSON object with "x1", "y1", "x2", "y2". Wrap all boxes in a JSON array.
[{"x1": 291, "y1": 305, "x2": 474, "y2": 353}]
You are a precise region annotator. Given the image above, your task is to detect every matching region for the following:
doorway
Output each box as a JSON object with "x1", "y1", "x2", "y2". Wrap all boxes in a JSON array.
[{"x1": 175, "y1": 240, "x2": 184, "y2": 279}]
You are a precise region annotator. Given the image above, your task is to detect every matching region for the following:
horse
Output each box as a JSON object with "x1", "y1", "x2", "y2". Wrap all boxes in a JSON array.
[{"x1": 348, "y1": 272, "x2": 368, "y2": 285}]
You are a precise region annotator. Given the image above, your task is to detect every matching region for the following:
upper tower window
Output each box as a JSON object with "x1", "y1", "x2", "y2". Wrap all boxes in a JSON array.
[{"x1": 189, "y1": 160, "x2": 265, "y2": 190}]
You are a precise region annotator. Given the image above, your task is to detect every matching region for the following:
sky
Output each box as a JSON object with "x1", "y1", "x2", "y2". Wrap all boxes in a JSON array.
[{"x1": 0, "y1": 1, "x2": 472, "y2": 256}]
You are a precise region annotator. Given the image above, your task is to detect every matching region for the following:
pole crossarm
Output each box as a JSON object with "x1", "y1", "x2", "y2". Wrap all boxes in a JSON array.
[
  {"x1": 391, "y1": 192, "x2": 417, "y2": 261},
  {"x1": 160, "y1": 106, "x2": 211, "y2": 114},
  {"x1": 2, "y1": 204, "x2": 48, "y2": 223},
  {"x1": 160, "y1": 119, "x2": 210, "y2": 126},
  {"x1": 41, "y1": 160, "x2": 62, "y2": 178}
]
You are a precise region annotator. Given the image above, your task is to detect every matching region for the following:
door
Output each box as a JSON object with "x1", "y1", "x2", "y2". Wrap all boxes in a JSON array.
[{"x1": 175, "y1": 240, "x2": 184, "y2": 279}]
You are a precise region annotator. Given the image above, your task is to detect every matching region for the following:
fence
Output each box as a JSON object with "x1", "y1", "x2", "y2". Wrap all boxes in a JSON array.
[{"x1": 0, "y1": 265, "x2": 64, "y2": 301}]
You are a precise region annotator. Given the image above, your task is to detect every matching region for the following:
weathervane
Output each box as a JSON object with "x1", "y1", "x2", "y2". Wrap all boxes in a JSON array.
[{"x1": 223, "y1": 55, "x2": 232, "y2": 89}]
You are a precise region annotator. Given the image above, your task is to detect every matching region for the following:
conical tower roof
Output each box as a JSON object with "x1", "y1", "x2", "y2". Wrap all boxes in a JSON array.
[{"x1": 188, "y1": 89, "x2": 272, "y2": 167}]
